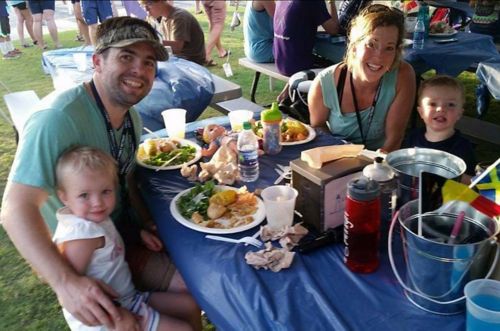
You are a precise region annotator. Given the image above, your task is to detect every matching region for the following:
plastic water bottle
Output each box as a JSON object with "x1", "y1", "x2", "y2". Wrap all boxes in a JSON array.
[
  {"x1": 237, "y1": 121, "x2": 259, "y2": 182},
  {"x1": 412, "y1": 15, "x2": 425, "y2": 50},
  {"x1": 344, "y1": 177, "x2": 381, "y2": 273},
  {"x1": 261, "y1": 102, "x2": 282, "y2": 155}
]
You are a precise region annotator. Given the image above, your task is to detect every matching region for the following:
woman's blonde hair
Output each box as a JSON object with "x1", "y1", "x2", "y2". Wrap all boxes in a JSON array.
[
  {"x1": 344, "y1": 4, "x2": 405, "y2": 72},
  {"x1": 56, "y1": 146, "x2": 118, "y2": 191}
]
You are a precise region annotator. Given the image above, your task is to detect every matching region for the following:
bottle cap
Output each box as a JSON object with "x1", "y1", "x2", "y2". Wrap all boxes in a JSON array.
[
  {"x1": 362, "y1": 157, "x2": 395, "y2": 183},
  {"x1": 242, "y1": 121, "x2": 251, "y2": 130},
  {"x1": 261, "y1": 102, "x2": 282, "y2": 122},
  {"x1": 347, "y1": 177, "x2": 380, "y2": 201}
]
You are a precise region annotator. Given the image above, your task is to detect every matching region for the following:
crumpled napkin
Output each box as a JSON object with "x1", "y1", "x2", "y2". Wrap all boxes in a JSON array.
[
  {"x1": 244, "y1": 223, "x2": 309, "y2": 272},
  {"x1": 260, "y1": 223, "x2": 309, "y2": 250},
  {"x1": 245, "y1": 242, "x2": 295, "y2": 272}
]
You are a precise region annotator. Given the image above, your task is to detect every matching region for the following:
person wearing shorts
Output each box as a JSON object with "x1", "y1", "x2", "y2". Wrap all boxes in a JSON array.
[
  {"x1": 70, "y1": 0, "x2": 90, "y2": 44},
  {"x1": 27, "y1": 0, "x2": 61, "y2": 49},
  {"x1": 81, "y1": 0, "x2": 113, "y2": 46},
  {"x1": 8, "y1": 1, "x2": 36, "y2": 47},
  {"x1": 0, "y1": 0, "x2": 21, "y2": 59},
  {"x1": 202, "y1": 0, "x2": 229, "y2": 66}
]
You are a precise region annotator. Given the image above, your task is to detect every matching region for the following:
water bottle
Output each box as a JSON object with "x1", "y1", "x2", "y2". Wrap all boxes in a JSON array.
[
  {"x1": 362, "y1": 157, "x2": 397, "y2": 243},
  {"x1": 412, "y1": 15, "x2": 425, "y2": 50},
  {"x1": 237, "y1": 121, "x2": 259, "y2": 182},
  {"x1": 344, "y1": 177, "x2": 381, "y2": 273},
  {"x1": 261, "y1": 102, "x2": 282, "y2": 155}
]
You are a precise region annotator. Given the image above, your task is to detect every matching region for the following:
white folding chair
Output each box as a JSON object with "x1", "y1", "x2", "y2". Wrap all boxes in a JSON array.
[{"x1": 3, "y1": 90, "x2": 40, "y2": 143}]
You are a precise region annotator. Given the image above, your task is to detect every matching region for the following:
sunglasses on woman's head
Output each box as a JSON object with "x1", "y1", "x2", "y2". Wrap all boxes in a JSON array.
[{"x1": 365, "y1": 4, "x2": 404, "y2": 23}]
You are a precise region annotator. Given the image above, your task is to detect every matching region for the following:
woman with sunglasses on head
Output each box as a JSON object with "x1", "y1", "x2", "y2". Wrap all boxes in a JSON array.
[{"x1": 308, "y1": 4, "x2": 416, "y2": 153}]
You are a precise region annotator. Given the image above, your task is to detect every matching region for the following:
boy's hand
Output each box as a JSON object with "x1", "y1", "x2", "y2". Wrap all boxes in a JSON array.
[
  {"x1": 109, "y1": 308, "x2": 141, "y2": 331},
  {"x1": 140, "y1": 229, "x2": 163, "y2": 252}
]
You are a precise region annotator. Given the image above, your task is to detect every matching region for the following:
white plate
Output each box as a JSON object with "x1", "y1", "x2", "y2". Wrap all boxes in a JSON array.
[
  {"x1": 429, "y1": 30, "x2": 457, "y2": 37},
  {"x1": 170, "y1": 185, "x2": 266, "y2": 234},
  {"x1": 136, "y1": 138, "x2": 202, "y2": 170},
  {"x1": 281, "y1": 122, "x2": 316, "y2": 146}
]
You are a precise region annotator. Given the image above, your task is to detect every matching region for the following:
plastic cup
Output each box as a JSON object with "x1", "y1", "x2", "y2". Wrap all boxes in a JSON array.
[
  {"x1": 228, "y1": 110, "x2": 253, "y2": 132},
  {"x1": 464, "y1": 279, "x2": 500, "y2": 330},
  {"x1": 161, "y1": 108, "x2": 186, "y2": 139},
  {"x1": 73, "y1": 53, "x2": 87, "y2": 72},
  {"x1": 405, "y1": 16, "x2": 417, "y2": 33},
  {"x1": 261, "y1": 185, "x2": 298, "y2": 230}
]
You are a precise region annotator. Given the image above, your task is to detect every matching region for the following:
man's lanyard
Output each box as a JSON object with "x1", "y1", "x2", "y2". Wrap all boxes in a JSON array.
[
  {"x1": 350, "y1": 72, "x2": 382, "y2": 146},
  {"x1": 89, "y1": 80, "x2": 136, "y2": 181}
]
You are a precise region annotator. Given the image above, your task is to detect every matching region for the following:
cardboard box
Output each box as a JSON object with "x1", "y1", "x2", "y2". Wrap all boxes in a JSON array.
[{"x1": 291, "y1": 157, "x2": 371, "y2": 231}]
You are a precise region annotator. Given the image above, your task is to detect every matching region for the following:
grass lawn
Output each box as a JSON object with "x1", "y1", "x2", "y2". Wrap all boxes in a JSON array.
[{"x1": 0, "y1": 4, "x2": 499, "y2": 330}]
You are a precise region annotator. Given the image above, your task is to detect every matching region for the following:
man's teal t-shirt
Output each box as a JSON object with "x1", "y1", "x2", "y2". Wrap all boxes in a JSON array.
[{"x1": 9, "y1": 85, "x2": 142, "y2": 232}]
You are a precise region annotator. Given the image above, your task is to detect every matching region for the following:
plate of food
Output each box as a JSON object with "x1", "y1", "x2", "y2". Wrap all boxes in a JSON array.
[
  {"x1": 429, "y1": 22, "x2": 457, "y2": 37},
  {"x1": 252, "y1": 118, "x2": 316, "y2": 146},
  {"x1": 136, "y1": 138, "x2": 202, "y2": 170},
  {"x1": 170, "y1": 181, "x2": 266, "y2": 234}
]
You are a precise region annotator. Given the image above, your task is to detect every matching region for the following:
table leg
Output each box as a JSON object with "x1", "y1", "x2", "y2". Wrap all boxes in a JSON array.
[{"x1": 250, "y1": 72, "x2": 261, "y2": 103}]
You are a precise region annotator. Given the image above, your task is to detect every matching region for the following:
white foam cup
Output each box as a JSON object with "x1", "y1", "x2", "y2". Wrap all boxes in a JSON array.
[
  {"x1": 261, "y1": 185, "x2": 298, "y2": 230},
  {"x1": 161, "y1": 108, "x2": 186, "y2": 139},
  {"x1": 73, "y1": 52, "x2": 87, "y2": 72}
]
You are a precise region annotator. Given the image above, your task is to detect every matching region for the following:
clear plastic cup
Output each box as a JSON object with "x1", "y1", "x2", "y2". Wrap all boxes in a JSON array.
[
  {"x1": 464, "y1": 279, "x2": 500, "y2": 330},
  {"x1": 261, "y1": 185, "x2": 298, "y2": 230},
  {"x1": 228, "y1": 110, "x2": 253, "y2": 132},
  {"x1": 161, "y1": 108, "x2": 186, "y2": 139}
]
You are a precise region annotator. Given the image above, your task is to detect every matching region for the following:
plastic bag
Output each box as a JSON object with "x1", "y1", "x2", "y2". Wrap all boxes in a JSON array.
[{"x1": 134, "y1": 57, "x2": 215, "y2": 131}]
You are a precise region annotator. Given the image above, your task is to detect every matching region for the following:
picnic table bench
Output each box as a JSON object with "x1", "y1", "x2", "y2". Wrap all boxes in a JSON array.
[
  {"x1": 238, "y1": 57, "x2": 290, "y2": 103},
  {"x1": 210, "y1": 74, "x2": 264, "y2": 115}
]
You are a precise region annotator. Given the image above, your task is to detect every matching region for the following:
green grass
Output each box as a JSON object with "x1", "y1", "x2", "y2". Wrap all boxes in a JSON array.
[{"x1": 1, "y1": 4, "x2": 499, "y2": 330}]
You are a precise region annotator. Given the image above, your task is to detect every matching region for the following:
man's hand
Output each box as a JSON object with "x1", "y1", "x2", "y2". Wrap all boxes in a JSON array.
[
  {"x1": 54, "y1": 274, "x2": 121, "y2": 328},
  {"x1": 109, "y1": 308, "x2": 141, "y2": 331},
  {"x1": 140, "y1": 228, "x2": 163, "y2": 252}
]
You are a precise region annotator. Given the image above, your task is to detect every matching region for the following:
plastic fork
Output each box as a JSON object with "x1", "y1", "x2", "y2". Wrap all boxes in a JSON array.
[{"x1": 205, "y1": 235, "x2": 263, "y2": 248}]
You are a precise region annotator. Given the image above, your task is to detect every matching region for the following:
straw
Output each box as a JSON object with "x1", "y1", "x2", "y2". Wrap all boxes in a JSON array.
[
  {"x1": 468, "y1": 157, "x2": 500, "y2": 189},
  {"x1": 418, "y1": 170, "x2": 423, "y2": 237},
  {"x1": 447, "y1": 211, "x2": 465, "y2": 244},
  {"x1": 143, "y1": 127, "x2": 161, "y2": 139}
]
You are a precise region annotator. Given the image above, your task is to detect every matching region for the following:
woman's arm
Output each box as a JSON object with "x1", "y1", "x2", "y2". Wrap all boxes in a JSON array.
[
  {"x1": 308, "y1": 75, "x2": 331, "y2": 127},
  {"x1": 260, "y1": 0, "x2": 275, "y2": 17},
  {"x1": 381, "y1": 61, "x2": 416, "y2": 153}
]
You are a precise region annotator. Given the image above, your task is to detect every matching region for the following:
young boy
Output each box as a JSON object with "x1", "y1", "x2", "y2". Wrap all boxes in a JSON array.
[
  {"x1": 53, "y1": 145, "x2": 194, "y2": 331},
  {"x1": 403, "y1": 75, "x2": 477, "y2": 180}
]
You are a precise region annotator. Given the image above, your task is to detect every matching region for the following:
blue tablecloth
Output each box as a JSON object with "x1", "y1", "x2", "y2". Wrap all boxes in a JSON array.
[
  {"x1": 315, "y1": 31, "x2": 499, "y2": 77},
  {"x1": 137, "y1": 116, "x2": 465, "y2": 331},
  {"x1": 41, "y1": 47, "x2": 215, "y2": 131},
  {"x1": 404, "y1": 32, "x2": 498, "y2": 76}
]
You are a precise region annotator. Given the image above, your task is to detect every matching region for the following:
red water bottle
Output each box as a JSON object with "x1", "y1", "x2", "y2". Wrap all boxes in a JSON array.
[{"x1": 344, "y1": 177, "x2": 381, "y2": 273}]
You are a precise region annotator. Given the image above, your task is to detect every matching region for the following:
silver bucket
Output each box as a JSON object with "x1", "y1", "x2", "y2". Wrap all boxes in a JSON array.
[
  {"x1": 388, "y1": 200, "x2": 499, "y2": 315},
  {"x1": 386, "y1": 148, "x2": 466, "y2": 207}
]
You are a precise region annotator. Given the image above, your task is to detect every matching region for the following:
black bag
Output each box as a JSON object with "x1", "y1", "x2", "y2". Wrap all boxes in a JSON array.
[{"x1": 279, "y1": 96, "x2": 310, "y2": 124}]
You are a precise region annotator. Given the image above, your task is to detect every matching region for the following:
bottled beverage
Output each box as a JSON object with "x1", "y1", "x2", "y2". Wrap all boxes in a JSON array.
[
  {"x1": 419, "y1": 2, "x2": 430, "y2": 36},
  {"x1": 237, "y1": 121, "x2": 259, "y2": 182},
  {"x1": 344, "y1": 177, "x2": 381, "y2": 273},
  {"x1": 261, "y1": 102, "x2": 282, "y2": 155},
  {"x1": 412, "y1": 16, "x2": 425, "y2": 50},
  {"x1": 363, "y1": 157, "x2": 397, "y2": 244}
]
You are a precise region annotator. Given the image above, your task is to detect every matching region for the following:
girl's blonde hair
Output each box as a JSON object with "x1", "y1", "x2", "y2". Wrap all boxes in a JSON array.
[
  {"x1": 344, "y1": 4, "x2": 405, "y2": 72},
  {"x1": 56, "y1": 146, "x2": 118, "y2": 190}
]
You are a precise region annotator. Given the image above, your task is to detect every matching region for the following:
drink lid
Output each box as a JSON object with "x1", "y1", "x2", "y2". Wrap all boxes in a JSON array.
[
  {"x1": 347, "y1": 176, "x2": 380, "y2": 201},
  {"x1": 363, "y1": 157, "x2": 395, "y2": 182},
  {"x1": 261, "y1": 102, "x2": 282, "y2": 122}
]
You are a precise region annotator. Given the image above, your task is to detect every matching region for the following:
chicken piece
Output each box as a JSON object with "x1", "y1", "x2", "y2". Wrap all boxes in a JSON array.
[
  {"x1": 207, "y1": 203, "x2": 227, "y2": 219},
  {"x1": 181, "y1": 164, "x2": 198, "y2": 181}
]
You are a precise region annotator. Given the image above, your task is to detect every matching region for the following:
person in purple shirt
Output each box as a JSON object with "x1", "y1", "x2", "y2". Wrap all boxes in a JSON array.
[{"x1": 273, "y1": 0, "x2": 340, "y2": 77}]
